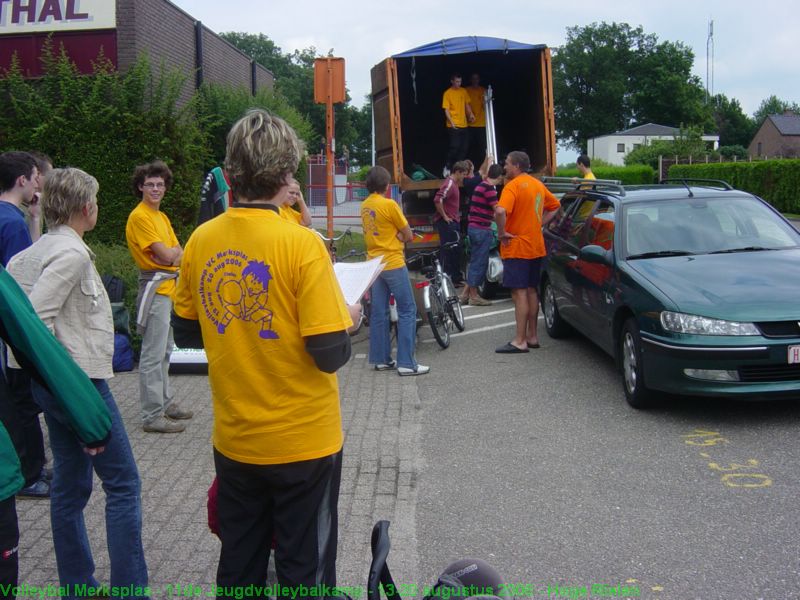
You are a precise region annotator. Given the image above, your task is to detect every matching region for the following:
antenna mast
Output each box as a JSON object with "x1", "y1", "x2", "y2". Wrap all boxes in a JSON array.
[{"x1": 706, "y1": 19, "x2": 714, "y2": 101}]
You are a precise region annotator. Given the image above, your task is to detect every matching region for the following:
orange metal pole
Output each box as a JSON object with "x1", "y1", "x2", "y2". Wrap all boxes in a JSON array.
[{"x1": 326, "y1": 58, "x2": 335, "y2": 238}]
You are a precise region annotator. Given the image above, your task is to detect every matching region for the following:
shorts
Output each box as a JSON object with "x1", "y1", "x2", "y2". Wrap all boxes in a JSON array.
[{"x1": 502, "y1": 257, "x2": 543, "y2": 289}]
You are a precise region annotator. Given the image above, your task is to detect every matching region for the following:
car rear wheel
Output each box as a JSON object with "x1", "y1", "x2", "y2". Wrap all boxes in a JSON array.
[
  {"x1": 620, "y1": 318, "x2": 657, "y2": 409},
  {"x1": 541, "y1": 279, "x2": 571, "y2": 338}
]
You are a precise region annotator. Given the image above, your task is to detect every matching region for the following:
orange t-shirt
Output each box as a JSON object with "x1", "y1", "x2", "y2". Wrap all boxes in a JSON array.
[{"x1": 497, "y1": 174, "x2": 560, "y2": 259}]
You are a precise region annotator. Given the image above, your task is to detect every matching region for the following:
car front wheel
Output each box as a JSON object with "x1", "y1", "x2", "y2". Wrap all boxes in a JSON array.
[
  {"x1": 541, "y1": 279, "x2": 570, "y2": 338},
  {"x1": 620, "y1": 318, "x2": 656, "y2": 409}
]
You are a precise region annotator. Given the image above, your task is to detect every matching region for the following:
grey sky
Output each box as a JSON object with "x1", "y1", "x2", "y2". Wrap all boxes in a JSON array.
[
  {"x1": 173, "y1": 0, "x2": 798, "y2": 164},
  {"x1": 173, "y1": 0, "x2": 797, "y2": 114}
]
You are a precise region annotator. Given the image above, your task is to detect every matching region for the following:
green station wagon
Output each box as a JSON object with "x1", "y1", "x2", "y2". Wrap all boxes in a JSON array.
[{"x1": 540, "y1": 179, "x2": 800, "y2": 408}]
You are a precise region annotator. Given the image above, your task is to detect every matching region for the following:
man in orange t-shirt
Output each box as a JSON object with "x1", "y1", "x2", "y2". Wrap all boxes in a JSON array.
[{"x1": 494, "y1": 151, "x2": 560, "y2": 353}]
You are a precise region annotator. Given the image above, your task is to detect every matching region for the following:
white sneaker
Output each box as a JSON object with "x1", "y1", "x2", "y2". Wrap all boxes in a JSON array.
[
  {"x1": 398, "y1": 364, "x2": 430, "y2": 377},
  {"x1": 374, "y1": 360, "x2": 397, "y2": 371}
]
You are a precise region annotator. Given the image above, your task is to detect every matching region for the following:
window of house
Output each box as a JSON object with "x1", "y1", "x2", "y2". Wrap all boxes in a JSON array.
[
  {"x1": 633, "y1": 143, "x2": 642, "y2": 150},
  {"x1": 617, "y1": 143, "x2": 625, "y2": 153},
  {"x1": 757, "y1": 142, "x2": 762, "y2": 156}
]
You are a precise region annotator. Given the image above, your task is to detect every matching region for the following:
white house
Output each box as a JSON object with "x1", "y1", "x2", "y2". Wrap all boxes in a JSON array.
[{"x1": 587, "y1": 123, "x2": 719, "y2": 166}]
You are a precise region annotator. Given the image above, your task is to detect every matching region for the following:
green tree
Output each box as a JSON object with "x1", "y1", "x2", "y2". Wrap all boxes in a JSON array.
[
  {"x1": 624, "y1": 126, "x2": 712, "y2": 170},
  {"x1": 711, "y1": 94, "x2": 756, "y2": 147},
  {"x1": 220, "y1": 32, "x2": 372, "y2": 167},
  {"x1": 553, "y1": 22, "x2": 713, "y2": 151},
  {"x1": 752, "y1": 95, "x2": 800, "y2": 126},
  {"x1": 0, "y1": 43, "x2": 207, "y2": 243}
]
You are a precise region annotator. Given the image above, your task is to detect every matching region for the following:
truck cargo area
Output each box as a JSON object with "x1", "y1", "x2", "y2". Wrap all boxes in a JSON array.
[{"x1": 372, "y1": 37, "x2": 555, "y2": 186}]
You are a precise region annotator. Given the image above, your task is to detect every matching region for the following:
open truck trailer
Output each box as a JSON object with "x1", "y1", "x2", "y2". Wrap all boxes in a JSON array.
[{"x1": 371, "y1": 36, "x2": 557, "y2": 250}]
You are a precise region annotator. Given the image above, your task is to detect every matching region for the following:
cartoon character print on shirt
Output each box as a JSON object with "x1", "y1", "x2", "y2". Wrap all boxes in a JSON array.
[
  {"x1": 199, "y1": 250, "x2": 279, "y2": 340},
  {"x1": 361, "y1": 208, "x2": 379, "y2": 236}
]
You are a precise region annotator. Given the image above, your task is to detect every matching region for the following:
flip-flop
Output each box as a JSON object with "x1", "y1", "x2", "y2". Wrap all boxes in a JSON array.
[
  {"x1": 527, "y1": 342, "x2": 541, "y2": 349},
  {"x1": 495, "y1": 342, "x2": 529, "y2": 354}
]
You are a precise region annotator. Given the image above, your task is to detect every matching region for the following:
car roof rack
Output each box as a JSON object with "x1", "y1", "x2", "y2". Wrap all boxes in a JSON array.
[
  {"x1": 659, "y1": 178, "x2": 733, "y2": 191},
  {"x1": 539, "y1": 176, "x2": 626, "y2": 197}
]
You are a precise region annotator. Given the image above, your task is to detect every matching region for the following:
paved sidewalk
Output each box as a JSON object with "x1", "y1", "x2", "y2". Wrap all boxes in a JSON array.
[{"x1": 16, "y1": 338, "x2": 423, "y2": 596}]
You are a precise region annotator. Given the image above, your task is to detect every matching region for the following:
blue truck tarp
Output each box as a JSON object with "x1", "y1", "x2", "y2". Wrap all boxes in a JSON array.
[{"x1": 392, "y1": 36, "x2": 545, "y2": 58}]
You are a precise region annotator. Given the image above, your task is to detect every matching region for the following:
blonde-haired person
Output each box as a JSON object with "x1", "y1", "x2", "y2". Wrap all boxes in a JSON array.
[
  {"x1": 7, "y1": 167, "x2": 148, "y2": 598},
  {"x1": 171, "y1": 109, "x2": 353, "y2": 590},
  {"x1": 279, "y1": 178, "x2": 312, "y2": 227}
]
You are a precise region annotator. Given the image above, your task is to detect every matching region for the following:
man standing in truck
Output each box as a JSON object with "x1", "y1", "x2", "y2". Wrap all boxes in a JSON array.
[
  {"x1": 466, "y1": 73, "x2": 487, "y2": 168},
  {"x1": 442, "y1": 74, "x2": 474, "y2": 176}
]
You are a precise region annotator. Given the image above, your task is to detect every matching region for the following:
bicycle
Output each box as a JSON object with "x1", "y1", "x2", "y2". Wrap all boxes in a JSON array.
[
  {"x1": 406, "y1": 234, "x2": 465, "y2": 348},
  {"x1": 314, "y1": 227, "x2": 354, "y2": 262},
  {"x1": 314, "y1": 228, "x2": 372, "y2": 335}
]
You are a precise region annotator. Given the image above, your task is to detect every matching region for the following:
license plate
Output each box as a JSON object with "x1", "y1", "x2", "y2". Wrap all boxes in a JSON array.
[{"x1": 788, "y1": 346, "x2": 800, "y2": 364}]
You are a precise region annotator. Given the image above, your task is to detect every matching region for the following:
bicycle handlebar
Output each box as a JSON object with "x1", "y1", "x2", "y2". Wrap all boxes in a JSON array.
[{"x1": 314, "y1": 228, "x2": 352, "y2": 243}]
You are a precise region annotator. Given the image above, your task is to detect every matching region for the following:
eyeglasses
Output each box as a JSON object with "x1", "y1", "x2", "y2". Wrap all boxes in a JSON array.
[{"x1": 142, "y1": 182, "x2": 166, "y2": 189}]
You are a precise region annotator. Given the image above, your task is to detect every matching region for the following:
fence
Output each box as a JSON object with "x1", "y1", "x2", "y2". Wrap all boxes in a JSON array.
[
  {"x1": 658, "y1": 154, "x2": 792, "y2": 181},
  {"x1": 304, "y1": 182, "x2": 401, "y2": 225}
]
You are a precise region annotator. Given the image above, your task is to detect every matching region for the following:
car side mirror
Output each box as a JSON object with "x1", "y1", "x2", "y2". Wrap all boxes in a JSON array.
[{"x1": 580, "y1": 244, "x2": 613, "y2": 266}]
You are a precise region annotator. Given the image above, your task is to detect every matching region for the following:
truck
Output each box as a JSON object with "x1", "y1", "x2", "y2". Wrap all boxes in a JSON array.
[{"x1": 370, "y1": 36, "x2": 557, "y2": 251}]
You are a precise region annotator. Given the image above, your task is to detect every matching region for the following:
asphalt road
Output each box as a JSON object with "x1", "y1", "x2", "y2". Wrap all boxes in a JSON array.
[{"x1": 405, "y1": 298, "x2": 800, "y2": 600}]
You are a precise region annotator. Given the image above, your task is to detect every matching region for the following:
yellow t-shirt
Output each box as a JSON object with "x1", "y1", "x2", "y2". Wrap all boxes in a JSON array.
[
  {"x1": 173, "y1": 207, "x2": 352, "y2": 465},
  {"x1": 125, "y1": 201, "x2": 179, "y2": 297},
  {"x1": 442, "y1": 87, "x2": 471, "y2": 128},
  {"x1": 361, "y1": 193, "x2": 409, "y2": 270},
  {"x1": 466, "y1": 86, "x2": 486, "y2": 127},
  {"x1": 279, "y1": 205, "x2": 303, "y2": 225},
  {"x1": 583, "y1": 171, "x2": 597, "y2": 180}
]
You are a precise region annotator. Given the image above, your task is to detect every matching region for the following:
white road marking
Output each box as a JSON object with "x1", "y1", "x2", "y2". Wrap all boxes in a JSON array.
[
  {"x1": 422, "y1": 316, "x2": 544, "y2": 343},
  {"x1": 461, "y1": 297, "x2": 512, "y2": 309},
  {"x1": 464, "y1": 308, "x2": 515, "y2": 321}
]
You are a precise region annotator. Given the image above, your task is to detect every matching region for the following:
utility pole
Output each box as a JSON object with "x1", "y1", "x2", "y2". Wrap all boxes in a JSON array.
[{"x1": 314, "y1": 57, "x2": 346, "y2": 238}]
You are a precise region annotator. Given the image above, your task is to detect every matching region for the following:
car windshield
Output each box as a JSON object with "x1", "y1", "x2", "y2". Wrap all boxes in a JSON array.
[{"x1": 623, "y1": 196, "x2": 800, "y2": 258}]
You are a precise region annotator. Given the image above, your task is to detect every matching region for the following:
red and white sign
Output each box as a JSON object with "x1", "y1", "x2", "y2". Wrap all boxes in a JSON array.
[{"x1": 0, "y1": 0, "x2": 115, "y2": 33}]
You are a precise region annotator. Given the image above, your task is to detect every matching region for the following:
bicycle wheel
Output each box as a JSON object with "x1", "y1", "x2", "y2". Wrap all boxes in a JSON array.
[
  {"x1": 442, "y1": 274, "x2": 465, "y2": 332},
  {"x1": 425, "y1": 285, "x2": 450, "y2": 349}
]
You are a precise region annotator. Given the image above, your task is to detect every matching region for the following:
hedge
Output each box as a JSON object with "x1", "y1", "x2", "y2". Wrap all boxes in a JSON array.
[
  {"x1": 0, "y1": 42, "x2": 315, "y2": 245},
  {"x1": 668, "y1": 159, "x2": 800, "y2": 213},
  {"x1": 555, "y1": 164, "x2": 655, "y2": 184}
]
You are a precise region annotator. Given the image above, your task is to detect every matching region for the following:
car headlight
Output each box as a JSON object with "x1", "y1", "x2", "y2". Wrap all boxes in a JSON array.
[{"x1": 660, "y1": 311, "x2": 760, "y2": 336}]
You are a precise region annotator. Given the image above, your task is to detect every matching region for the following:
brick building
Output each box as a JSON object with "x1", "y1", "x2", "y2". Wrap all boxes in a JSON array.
[
  {"x1": 0, "y1": 0, "x2": 273, "y2": 103},
  {"x1": 748, "y1": 111, "x2": 800, "y2": 159}
]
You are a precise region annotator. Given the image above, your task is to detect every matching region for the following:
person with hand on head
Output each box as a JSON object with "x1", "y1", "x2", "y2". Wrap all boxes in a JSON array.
[
  {"x1": 361, "y1": 166, "x2": 428, "y2": 376},
  {"x1": 126, "y1": 160, "x2": 193, "y2": 433},
  {"x1": 279, "y1": 178, "x2": 312, "y2": 227},
  {"x1": 6, "y1": 167, "x2": 148, "y2": 598},
  {"x1": 461, "y1": 163, "x2": 504, "y2": 307}
]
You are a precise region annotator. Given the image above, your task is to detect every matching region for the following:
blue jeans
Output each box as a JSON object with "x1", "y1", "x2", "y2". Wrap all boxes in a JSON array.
[
  {"x1": 31, "y1": 379, "x2": 148, "y2": 599},
  {"x1": 467, "y1": 227, "x2": 493, "y2": 287},
  {"x1": 369, "y1": 266, "x2": 418, "y2": 370}
]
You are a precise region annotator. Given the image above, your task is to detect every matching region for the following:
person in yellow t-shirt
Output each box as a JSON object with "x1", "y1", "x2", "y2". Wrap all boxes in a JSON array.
[
  {"x1": 442, "y1": 73, "x2": 474, "y2": 174},
  {"x1": 466, "y1": 72, "x2": 487, "y2": 167},
  {"x1": 171, "y1": 109, "x2": 354, "y2": 590},
  {"x1": 360, "y1": 166, "x2": 428, "y2": 376},
  {"x1": 278, "y1": 178, "x2": 312, "y2": 226},
  {"x1": 125, "y1": 160, "x2": 193, "y2": 434}
]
